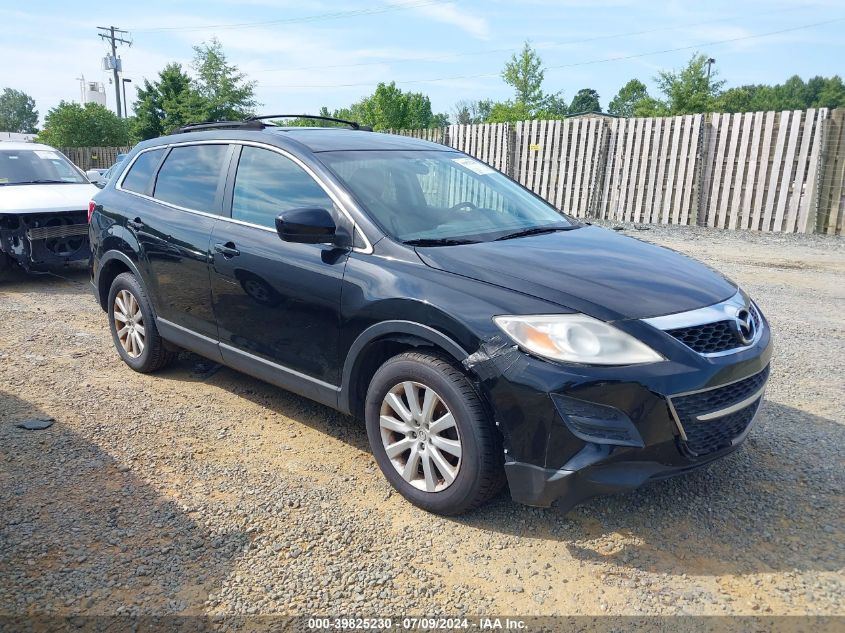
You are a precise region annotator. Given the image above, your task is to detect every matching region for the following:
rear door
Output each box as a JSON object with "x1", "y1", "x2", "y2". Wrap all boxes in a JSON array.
[
  {"x1": 127, "y1": 143, "x2": 233, "y2": 348},
  {"x1": 209, "y1": 144, "x2": 351, "y2": 405}
]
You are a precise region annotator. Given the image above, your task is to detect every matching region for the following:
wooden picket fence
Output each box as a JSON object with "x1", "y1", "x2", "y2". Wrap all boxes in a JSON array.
[
  {"x1": 395, "y1": 108, "x2": 845, "y2": 235},
  {"x1": 60, "y1": 146, "x2": 131, "y2": 170},
  {"x1": 58, "y1": 110, "x2": 844, "y2": 234}
]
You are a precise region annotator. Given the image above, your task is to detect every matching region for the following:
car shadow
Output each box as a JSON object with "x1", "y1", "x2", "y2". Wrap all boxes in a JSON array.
[
  {"x1": 0, "y1": 389, "x2": 247, "y2": 615},
  {"x1": 0, "y1": 263, "x2": 90, "y2": 293},
  {"x1": 157, "y1": 356, "x2": 844, "y2": 577},
  {"x1": 157, "y1": 353, "x2": 371, "y2": 454},
  {"x1": 454, "y1": 399, "x2": 844, "y2": 576}
]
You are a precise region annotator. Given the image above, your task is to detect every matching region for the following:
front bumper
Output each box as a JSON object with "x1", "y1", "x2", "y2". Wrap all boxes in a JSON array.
[{"x1": 472, "y1": 312, "x2": 772, "y2": 511}]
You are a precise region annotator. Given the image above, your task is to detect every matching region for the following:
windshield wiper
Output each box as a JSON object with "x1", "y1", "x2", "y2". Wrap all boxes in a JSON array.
[
  {"x1": 11, "y1": 179, "x2": 76, "y2": 185},
  {"x1": 494, "y1": 225, "x2": 579, "y2": 241},
  {"x1": 404, "y1": 237, "x2": 480, "y2": 247}
]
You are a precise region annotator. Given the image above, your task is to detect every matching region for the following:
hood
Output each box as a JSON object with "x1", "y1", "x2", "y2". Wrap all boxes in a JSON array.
[
  {"x1": 0, "y1": 183, "x2": 99, "y2": 214},
  {"x1": 416, "y1": 225, "x2": 736, "y2": 320}
]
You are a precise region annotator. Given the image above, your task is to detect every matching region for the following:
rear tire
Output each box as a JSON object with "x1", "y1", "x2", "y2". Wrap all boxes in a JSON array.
[
  {"x1": 365, "y1": 351, "x2": 505, "y2": 515},
  {"x1": 107, "y1": 272, "x2": 174, "y2": 373},
  {"x1": 0, "y1": 250, "x2": 14, "y2": 282}
]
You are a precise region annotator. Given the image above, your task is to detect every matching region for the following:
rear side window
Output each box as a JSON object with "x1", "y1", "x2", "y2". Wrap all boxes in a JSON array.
[
  {"x1": 232, "y1": 146, "x2": 335, "y2": 229},
  {"x1": 153, "y1": 145, "x2": 229, "y2": 212},
  {"x1": 121, "y1": 148, "x2": 165, "y2": 194}
]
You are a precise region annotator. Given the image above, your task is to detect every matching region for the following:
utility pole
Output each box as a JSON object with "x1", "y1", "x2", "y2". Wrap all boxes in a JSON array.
[
  {"x1": 97, "y1": 26, "x2": 131, "y2": 118},
  {"x1": 705, "y1": 57, "x2": 716, "y2": 84}
]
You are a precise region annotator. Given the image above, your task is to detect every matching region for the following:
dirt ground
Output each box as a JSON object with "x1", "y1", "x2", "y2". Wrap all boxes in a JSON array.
[{"x1": 0, "y1": 225, "x2": 843, "y2": 618}]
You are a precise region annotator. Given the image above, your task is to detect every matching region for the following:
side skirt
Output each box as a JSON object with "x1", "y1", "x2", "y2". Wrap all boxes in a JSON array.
[{"x1": 157, "y1": 317, "x2": 341, "y2": 410}]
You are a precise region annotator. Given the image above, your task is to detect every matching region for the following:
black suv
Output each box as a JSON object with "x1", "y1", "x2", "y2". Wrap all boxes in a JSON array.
[{"x1": 89, "y1": 116, "x2": 771, "y2": 515}]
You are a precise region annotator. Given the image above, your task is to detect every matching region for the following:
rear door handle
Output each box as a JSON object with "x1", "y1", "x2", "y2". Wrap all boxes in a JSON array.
[
  {"x1": 127, "y1": 218, "x2": 143, "y2": 230},
  {"x1": 214, "y1": 242, "x2": 240, "y2": 258}
]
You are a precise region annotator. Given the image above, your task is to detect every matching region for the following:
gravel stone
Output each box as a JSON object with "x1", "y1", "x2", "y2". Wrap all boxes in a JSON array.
[{"x1": 0, "y1": 225, "x2": 843, "y2": 616}]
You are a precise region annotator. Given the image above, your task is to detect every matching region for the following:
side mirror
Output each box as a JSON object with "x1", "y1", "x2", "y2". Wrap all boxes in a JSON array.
[
  {"x1": 275, "y1": 207, "x2": 340, "y2": 245},
  {"x1": 86, "y1": 169, "x2": 105, "y2": 187}
]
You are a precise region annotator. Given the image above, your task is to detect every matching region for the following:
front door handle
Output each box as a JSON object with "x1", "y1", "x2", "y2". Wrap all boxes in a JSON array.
[
  {"x1": 214, "y1": 242, "x2": 240, "y2": 258},
  {"x1": 127, "y1": 218, "x2": 143, "y2": 230}
]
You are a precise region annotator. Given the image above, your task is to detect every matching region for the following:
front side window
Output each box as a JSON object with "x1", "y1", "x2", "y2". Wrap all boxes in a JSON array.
[
  {"x1": 0, "y1": 149, "x2": 86, "y2": 185},
  {"x1": 232, "y1": 146, "x2": 335, "y2": 229},
  {"x1": 320, "y1": 150, "x2": 573, "y2": 243},
  {"x1": 153, "y1": 145, "x2": 229, "y2": 212},
  {"x1": 121, "y1": 148, "x2": 165, "y2": 194}
]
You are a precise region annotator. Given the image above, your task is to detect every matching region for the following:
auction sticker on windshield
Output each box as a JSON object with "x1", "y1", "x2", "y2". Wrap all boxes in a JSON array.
[{"x1": 452, "y1": 156, "x2": 495, "y2": 175}]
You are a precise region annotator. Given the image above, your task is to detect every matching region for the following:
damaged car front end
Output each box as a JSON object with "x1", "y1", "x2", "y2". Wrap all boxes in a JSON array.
[{"x1": 0, "y1": 143, "x2": 98, "y2": 278}]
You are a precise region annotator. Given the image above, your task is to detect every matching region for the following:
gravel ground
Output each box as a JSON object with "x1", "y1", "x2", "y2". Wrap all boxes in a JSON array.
[{"x1": 0, "y1": 225, "x2": 843, "y2": 618}]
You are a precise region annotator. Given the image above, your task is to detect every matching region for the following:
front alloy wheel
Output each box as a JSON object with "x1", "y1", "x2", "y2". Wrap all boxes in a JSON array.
[
  {"x1": 379, "y1": 381, "x2": 462, "y2": 493},
  {"x1": 365, "y1": 351, "x2": 505, "y2": 515}
]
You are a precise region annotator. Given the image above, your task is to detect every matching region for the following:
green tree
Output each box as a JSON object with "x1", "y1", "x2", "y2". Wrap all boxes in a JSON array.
[
  {"x1": 538, "y1": 92, "x2": 568, "y2": 118},
  {"x1": 816, "y1": 76, "x2": 845, "y2": 108},
  {"x1": 452, "y1": 99, "x2": 494, "y2": 124},
  {"x1": 607, "y1": 79, "x2": 651, "y2": 117},
  {"x1": 192, "y1": 38, "x2": 258, "y2": 121},
  {"x1": 486, "y1": 100, "x2": 533, "y2": 123},
  {"x1": 323, "y1": 82, "x2": 438, "y2": 130},
  {"x1": 568, "y1": 88, "x2": 601, "y2": 114},
  {"x1": 502, "y1": 42, "x2": 545, "y2": 111},
  {"x1": 36, "y1": 101, "x2": 129, "y2": 147},
  {"x1": 131, "y1": 63, "x2": 206, "y2": 140},
  {"x1": 655, "y1": 53, "x2": 725, "y2": 114},
  {"x1": 0, "y1": 88, "x2": 38, "y2": 133},
  {"x1": 713, "y1": 75, "x2": 845, "y2": 113}
]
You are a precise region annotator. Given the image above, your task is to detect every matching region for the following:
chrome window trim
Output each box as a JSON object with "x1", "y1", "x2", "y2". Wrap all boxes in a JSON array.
[
  {"x1": 116, "y1": 139, "x2": 374, "y2": 254},
  {"x1": 641, "y1": 291, "x2": 764, "y2": 357}
]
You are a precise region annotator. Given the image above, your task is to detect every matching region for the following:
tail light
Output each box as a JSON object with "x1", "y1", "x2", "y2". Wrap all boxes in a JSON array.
[{"x1": 88, "y1": 200, "x2": 97, "y2": 223}]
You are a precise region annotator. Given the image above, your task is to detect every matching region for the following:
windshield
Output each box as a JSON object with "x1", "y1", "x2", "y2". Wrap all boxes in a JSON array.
[
  {"x1": 0, "y1": 149, "x2": 86, "y2": 185},
  {"x1": 319, "y1": 150, "x2": 574, "y2": 243}
]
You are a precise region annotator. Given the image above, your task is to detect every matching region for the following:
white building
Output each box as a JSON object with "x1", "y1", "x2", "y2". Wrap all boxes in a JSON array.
[{"x1": 77, "y1": 76, "x2": 107, "y2": 107}]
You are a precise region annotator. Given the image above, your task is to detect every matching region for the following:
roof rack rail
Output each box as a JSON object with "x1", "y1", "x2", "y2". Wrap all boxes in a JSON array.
[
  {"x1": 247, "y1": 114, "x2": 370, "y2": 131},
  {"x1": 174, "y1": 120, "x2": 265, "y2": 134}
]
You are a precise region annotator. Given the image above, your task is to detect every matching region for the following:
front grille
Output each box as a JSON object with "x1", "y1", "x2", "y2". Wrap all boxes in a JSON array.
[
  {"x1": 667, "y1": 320, "x2": 737, "y2": 354},
  {"x1": 670, "y1": 365, "x2": 769, "y2": 455},
  {"x1": 27, "y1": 223, "x2": 88, "y2": 241},
  {"x1": 667, "y1": 305, "x2": 761, "y2": 355},
  {"x1": 681, "y1": 401, "x2": 761, "y2": 455}
]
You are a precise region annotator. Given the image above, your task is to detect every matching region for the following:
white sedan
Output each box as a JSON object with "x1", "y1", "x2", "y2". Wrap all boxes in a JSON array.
[{"x1": 0, "y1": 142, "x2": 99, "y2": 281}]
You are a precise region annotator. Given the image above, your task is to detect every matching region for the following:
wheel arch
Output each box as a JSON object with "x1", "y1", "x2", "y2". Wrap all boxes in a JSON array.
[
  {"x1": 340, "y1": 321, "x2": 470, "y2": 418},
  {"x1": 96, "y1": 251, "x2": 145, "y2": 313}
]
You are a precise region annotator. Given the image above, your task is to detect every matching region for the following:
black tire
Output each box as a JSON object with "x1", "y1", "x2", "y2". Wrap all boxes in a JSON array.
[
  {"x1": 0, "y1": 250, "x2": 14, "y2": 282},
  {"x1": 107, "y1": 272, "x2": 174, "y2": 373},
  {"x1": 365, "y1": 351, "x2": 505, "y2": 515}
]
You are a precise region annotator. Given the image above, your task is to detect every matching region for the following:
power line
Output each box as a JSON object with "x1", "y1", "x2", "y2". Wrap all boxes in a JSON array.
[
  {"x1": 134, "y1": 0, "x2": 447, "y2": 33},
  {"x1": 260, "y1": 16, "x2": 845, "y2": 89},
  {"x1": 250, "y1": 5, "x2": 806, "y2": 75}
]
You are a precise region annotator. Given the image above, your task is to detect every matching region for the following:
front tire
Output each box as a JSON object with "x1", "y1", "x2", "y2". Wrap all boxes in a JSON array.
[
  {"x1": 365, "y1": 351, "x2": 505, "y2": 515},
  {"x1": 107, "y1": 272, "x2": 174, "y2": 373}
]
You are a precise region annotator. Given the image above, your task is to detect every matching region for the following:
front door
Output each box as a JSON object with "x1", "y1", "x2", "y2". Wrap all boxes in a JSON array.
[{"x1": 210, "y1": 145, "x2": 351, "y2": 405}]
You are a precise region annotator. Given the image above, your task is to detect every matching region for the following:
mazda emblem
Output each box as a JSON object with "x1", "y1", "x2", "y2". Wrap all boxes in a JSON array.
[{"x1": 734, "y1": 308, "x2": 756, "y2": 345}]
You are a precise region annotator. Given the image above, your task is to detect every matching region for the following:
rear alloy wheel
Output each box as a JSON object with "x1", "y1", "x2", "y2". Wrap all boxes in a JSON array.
[
  {"x1": 107, "y1": 272, "x2": 174, "y2": 373},
  {"x1": 366, "y1": 351, "x2": 505, "y2": 515},
  {"x1": 113, "y1": 289, "x2": 145, "y2": 358}
]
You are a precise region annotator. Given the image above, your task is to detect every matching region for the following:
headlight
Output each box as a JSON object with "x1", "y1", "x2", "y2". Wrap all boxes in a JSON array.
[{"x1": 493, "y1": 314, "x2": 663, "y2": 365}]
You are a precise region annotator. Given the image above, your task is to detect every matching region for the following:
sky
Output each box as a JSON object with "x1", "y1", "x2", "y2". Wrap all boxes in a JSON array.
[{"x1": 1, "y1": 0, "x2": 843, "y2": 125}]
